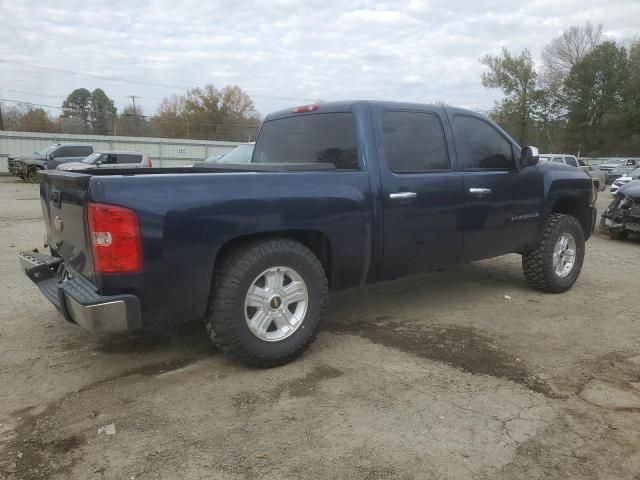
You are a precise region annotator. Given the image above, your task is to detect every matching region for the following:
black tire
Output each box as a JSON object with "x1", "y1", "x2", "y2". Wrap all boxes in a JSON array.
[
  {"x1": 26, "y1": 168, "x2": 41, "y2": 183},
  {"x1": 522, "y1": 213, "x2": 585, "y2": 293},
  {"x1": 205, "y1": 238, "x2": 328, "y2": 368}
]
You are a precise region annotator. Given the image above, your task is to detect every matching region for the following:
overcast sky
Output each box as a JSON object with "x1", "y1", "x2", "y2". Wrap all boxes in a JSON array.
[{"x1": 0, "y1": 0, "x2": 638, "y2": 118}]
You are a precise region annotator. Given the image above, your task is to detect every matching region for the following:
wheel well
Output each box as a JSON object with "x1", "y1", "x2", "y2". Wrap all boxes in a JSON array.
[
  {"x1": 551, "y1": 196, "x2": 589, "y2": 235},
  {"x1": 214, "y1": 230, "x2": 332, "y2": 286}
]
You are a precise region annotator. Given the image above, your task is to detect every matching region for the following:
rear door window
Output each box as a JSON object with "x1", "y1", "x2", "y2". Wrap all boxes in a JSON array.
[
  {"x1": 381, "y1": 111, "x2": 449, "y2": 172},
  {"x1": 116, "y1": 154, "x2": 142, "y2": 164},
  {"x1": 253, "y1": 113, "x2": 359, "y2": 169}
]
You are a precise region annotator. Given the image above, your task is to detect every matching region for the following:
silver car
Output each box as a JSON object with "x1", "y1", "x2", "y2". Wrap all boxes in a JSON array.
[{"x1": 58, "y1": 151, "x2": 152, "y2": 171}]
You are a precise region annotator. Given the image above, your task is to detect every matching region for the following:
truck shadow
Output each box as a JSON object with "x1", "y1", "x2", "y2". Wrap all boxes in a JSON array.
[{"x1": 93, "y1": 321, "x2": 213, "y2": 354}]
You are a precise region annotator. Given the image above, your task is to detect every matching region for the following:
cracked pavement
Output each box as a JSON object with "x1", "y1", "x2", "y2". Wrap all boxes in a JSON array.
[{"x1": 1, "y1": 177, "x2": 639, "y2": 479}]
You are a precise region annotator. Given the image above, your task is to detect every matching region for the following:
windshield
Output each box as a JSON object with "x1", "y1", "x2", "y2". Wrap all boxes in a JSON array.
[
  {"x1": 82, "y1": 152, "x2": 103, "y2": 164},
  {"x1": 36, "y1": 145, "x2": 58, "y2": 155},
  {"x1": 539, "y1": 155, "x2": 552, "y2": 162},
  {"x1": 630, "y1": 167, "x2": 640, "y2": 177},
  {"x1": 214, "y1": 144, "x2": 254, "y2": 164}
]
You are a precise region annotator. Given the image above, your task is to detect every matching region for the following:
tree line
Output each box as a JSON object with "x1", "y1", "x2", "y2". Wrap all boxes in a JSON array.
[
  {"x1": 481, "y1": 22, "x2": 640, "y2": 156},
  {"x1": 0, "y1": 84, "x2": 261, "y2": 142}
]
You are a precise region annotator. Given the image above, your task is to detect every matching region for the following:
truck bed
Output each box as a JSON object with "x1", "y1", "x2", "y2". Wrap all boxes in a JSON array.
[{"x1": 71, "y1": 162, "x2": 337, "y2": 177}]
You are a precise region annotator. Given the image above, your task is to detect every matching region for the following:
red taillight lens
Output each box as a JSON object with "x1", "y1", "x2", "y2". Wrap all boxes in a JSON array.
[
  {"x1": 292, "y1": 102, "x2": 320, "y2": 113},
  {"x1": 88, "y1": 202, "x2": 142, "y2": 274},
  {"x1": 148, "y1": 158, "x2": 153, "y2": 167}
]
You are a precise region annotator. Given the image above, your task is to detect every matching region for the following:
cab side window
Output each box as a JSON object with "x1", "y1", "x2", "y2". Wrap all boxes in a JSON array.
[
  {"x1": 452, "y1": 115, "x2": 515, "y2": 170},
  {"x1": 565, "y1": 156, "x2": 578, "y2": 167}
]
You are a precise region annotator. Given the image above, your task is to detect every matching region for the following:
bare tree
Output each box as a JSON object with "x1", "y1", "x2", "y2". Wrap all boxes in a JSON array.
[{"x1": 542, "y1": 22, "x2": 603, "y2": 81}]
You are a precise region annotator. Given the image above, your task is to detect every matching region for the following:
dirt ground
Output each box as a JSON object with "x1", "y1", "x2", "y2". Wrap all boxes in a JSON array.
[{"x1": 0, "y1": 176, "x2": 639, "y2": 480}]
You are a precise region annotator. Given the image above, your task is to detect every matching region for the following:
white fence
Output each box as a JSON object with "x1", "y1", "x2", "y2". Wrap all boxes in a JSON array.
[{"x1": 0, "y1": 131, "x2": 242, "y2": 173}]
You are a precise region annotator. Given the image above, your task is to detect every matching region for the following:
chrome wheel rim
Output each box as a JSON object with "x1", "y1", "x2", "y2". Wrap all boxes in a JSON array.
[
  {"x1": 553, "y1": 233, "x2": 577, "y2": 278},
  {"x1": 244, "y1": 266, "x2": 308, "y2": 342}
]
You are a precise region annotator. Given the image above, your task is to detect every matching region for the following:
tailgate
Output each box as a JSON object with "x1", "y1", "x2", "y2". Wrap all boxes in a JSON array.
[{"x1": 39, "y1": 171, "x2": 95, "y2": 280}]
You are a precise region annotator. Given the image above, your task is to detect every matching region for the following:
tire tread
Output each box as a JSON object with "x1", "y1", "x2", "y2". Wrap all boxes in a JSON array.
[
  {"x1": 522, "y1": 213, "x2": 585, "y2": 293},
  {"x1": 205, "y1": 239, "x2": 328, "y2": 368}
]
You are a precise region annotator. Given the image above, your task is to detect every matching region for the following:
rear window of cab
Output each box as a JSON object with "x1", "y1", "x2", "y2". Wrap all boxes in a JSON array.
[{"x1": 252, "y1": 113, "x2": 359, "y2": 170}]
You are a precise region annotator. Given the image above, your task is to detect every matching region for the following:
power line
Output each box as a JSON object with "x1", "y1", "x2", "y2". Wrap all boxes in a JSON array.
[
  {"x1": 0, "y1": 97, "x2": 64, "y2": 110},
  {"x1": 0, "y1": 58, "x2": 316, "y2": 102}
]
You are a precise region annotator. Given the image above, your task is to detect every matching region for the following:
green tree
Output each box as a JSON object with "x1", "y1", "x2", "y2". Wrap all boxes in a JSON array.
[
  {"x1": 480, "y1": 48, "x2": 539, "y2": 144},
  {"x1": 61, "y1": 88, "x2": 91, "y2": 127},
  {"x1": 622, "y1": 41, "x2": 640, "y2": 133},
  {"x1": 89, "y1": 88, "x2": 116, "y2": 135},
  {"x1": 564, "y1": 41, "x2": 629, "y2": 154}
]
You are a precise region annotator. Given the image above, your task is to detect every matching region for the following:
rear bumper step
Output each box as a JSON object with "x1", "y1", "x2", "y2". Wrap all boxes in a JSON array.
[{"x1": 19, "y1": 250, "x2": 142, "y2": 334}]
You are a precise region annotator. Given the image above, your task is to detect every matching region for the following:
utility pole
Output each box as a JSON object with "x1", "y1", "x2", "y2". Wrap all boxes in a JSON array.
[
  {"x1": 0, "y1": 89, "x2": 4, "y2": 130},
  {"x1": 128, "y1": 95, "x2": 140, "y2": 136},
  {"x1": 128, "y1": 95, "x2": 139, "y2": 116}
]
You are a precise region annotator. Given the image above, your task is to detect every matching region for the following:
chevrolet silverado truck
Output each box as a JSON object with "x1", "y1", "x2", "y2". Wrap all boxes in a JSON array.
[{"x1": 19, "y1": 101, "x2": 597, "y2": 367}]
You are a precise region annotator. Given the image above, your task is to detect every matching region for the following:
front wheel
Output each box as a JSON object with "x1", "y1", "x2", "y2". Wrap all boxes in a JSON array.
[
  {"x1": 205, "y1": 239, "x2": 328, "y2": 367},
  {"x1": 26, "y1": 168, "x2": 41, "y2": 183},
  {"x1": 522, "y1": 213, "x2": 585, "y2": 293}
]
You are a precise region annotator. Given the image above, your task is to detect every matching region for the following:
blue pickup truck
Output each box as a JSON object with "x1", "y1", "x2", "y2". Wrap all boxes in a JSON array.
[{"x1": 20, "y1": 101, "x2": 597, "y2": 367}]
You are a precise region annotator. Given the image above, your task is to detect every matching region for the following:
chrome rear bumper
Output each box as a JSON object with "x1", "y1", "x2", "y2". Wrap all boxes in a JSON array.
[{"x1": 18, "y1": 250, "x2": 142, "y2": 334}]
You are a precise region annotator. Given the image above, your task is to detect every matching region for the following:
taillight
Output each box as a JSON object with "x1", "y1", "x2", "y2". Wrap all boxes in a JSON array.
[
  {"x1": 88, "y1": 202, "x2": 142, "y2": 274},
  {"x1": 148, "y1": 158, "x2": 153, "y2": 167},
  {"x1": 292, "y1": 102, "x2": 320, "y2": 113}
]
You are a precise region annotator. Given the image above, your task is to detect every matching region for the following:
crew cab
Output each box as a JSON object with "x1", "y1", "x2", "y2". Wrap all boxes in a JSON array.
[
  {"x1": 8, "y1": 143, "x2": 94, "y2": 182},
  {"x1": 19, "y1": 101, "x2": 597, "y2": 367}
]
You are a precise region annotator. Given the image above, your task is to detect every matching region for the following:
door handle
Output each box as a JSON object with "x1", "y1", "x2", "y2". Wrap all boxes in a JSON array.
[
  {"x1": 389, "y1": 192, "x2": 417, "y2": 199},
  {"x1": 469, "y1": 188, "x2": 492, "y2": 195}
]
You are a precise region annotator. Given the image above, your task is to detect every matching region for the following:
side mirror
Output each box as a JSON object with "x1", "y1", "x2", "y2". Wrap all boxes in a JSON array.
[
  {"x1": 95, "y1": 160, "x2": 102, "y2": 166},
  {"x1": 48, "y1": 153, "x2": 56, "y2": 160},
  {"x1": 520, "y1": 146, "x2": 539, "y2": 167}
]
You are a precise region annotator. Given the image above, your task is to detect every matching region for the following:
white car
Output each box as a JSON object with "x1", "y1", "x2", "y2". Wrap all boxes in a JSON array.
[
  {"x1": 539, "y1": 154, "x2": 606, "y2": 191},
  {"x1": 58, "y1": 151, "x2": 152, "y2": 171},
  {"x1": 610, "y1": 167, "x2": 640, "y2": 195}
]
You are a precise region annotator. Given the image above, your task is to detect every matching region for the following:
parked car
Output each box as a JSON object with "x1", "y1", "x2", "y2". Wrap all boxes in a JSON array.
[
  {"x1": 593, "y1": 158, "x2": 639, "y2": 183},
  {"x1": 58, "y1": 151, "x2": 152, "y2": 171},
  {"x1": 592, "y1": 158, "x2": 631, "y2": 171},
  {"x1": 8, "y1": 143, "x2": 94, "y2": 182},
  {"x1": 600, "y1": 180, "x2": 640, "y2": 239},
  {"x1": 610, "y1": 167, "x2": 640, "y2": 194},
  {"x1": 19, "y1": 100, "x2": 596, "y2": 367},
  {"x1": 539, "y1": 154, "x2": 606, "y2": 191},
  {"x1": 607, "y1": 163, "x2": 639, "y2": 184},
  {"x1": 204, "y1": 143, "x2": 255, "y2": 163}
]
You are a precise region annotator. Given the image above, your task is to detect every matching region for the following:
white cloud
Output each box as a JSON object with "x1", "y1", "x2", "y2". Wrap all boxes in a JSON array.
[{"x1": 0, "y1": 0, "x2": 638, "y2": 117}]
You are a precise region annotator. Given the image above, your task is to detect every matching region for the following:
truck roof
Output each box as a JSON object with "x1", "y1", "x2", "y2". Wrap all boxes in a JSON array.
[{"x1": 265, "y1": 100, "x2": 479, "y2": 121}]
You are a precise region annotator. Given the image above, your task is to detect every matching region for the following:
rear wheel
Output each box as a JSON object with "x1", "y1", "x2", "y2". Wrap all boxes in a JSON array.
[
  {"x1": 522, "y1": 213, "x2": 585, "y2": 293},
  {"x1": 205, "y1": 239, "x2": 328, "y2": 367}
]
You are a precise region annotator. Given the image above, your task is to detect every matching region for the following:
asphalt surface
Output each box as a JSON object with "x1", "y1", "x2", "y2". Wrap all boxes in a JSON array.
[{"x1": 1, "y1": 176, "x2": 639, "y2": 479}]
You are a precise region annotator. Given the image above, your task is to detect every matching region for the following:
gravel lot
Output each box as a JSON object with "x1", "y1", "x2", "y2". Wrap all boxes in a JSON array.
[{"x1": 1, "y1": 176, "x2": 639, "y2": 479}]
